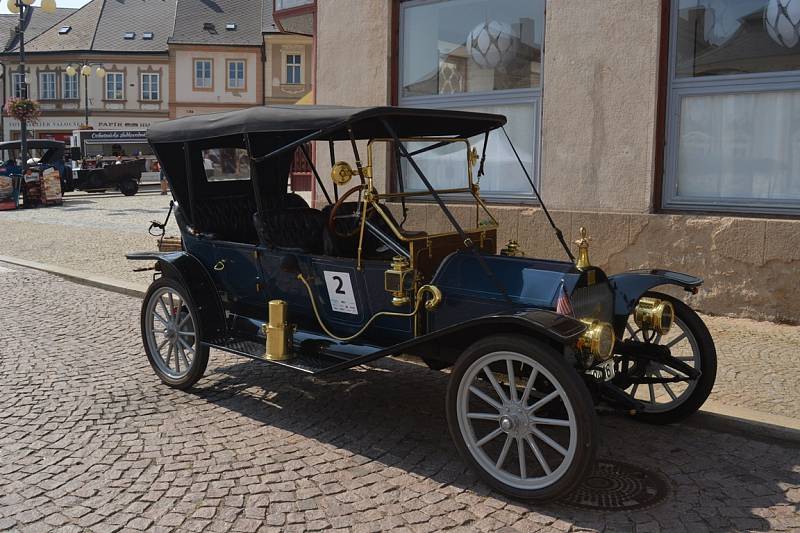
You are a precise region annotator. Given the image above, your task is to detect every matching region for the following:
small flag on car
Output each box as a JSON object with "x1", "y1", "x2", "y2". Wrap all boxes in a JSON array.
[{"x1": 556, "y1": 280, "x2": 574, "y2": 317}]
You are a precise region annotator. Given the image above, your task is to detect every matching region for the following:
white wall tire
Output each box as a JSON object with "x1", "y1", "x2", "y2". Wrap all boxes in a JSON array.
[
  {"x1": 141, "y1": 278, "x2": 209, "y2": 389},
  {"x1": 446, "y1": 335, "x2": 597, "y2": 500}
]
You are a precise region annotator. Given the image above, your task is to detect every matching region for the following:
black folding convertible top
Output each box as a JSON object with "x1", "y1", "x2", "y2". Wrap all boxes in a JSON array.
[{"x1": 147, "y1": 105, "x2": 507, "y2": 144}]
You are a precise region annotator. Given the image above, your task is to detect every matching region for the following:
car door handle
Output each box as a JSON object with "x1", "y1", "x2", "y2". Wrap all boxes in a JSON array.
[{"x1": 214, "y1": 260, "x2": 226, "y2": 271}]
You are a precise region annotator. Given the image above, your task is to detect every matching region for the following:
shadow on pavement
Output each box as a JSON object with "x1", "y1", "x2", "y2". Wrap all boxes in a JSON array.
[{"x1": 190, "y1": 355, "x2": 799, "y2": 530}]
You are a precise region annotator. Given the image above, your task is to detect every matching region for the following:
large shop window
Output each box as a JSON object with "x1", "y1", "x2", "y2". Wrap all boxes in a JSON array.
[
  {"x1": 665, "y1": 0, "x2": 800, "y2": 214},
  {"x1": 399, "y1": 0, "x2": 544, "y2": 200}
]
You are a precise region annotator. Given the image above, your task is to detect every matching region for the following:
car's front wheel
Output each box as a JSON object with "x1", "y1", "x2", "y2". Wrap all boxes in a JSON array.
[
  {"x1": 141, "y1": 277, "x2": 209, "y2": 389},
  {"x1": 446, "y1": 335, "x2": 597, "y2": 501},
  {"x1": 613, "y1": 291, "x2": 717, "y2": 424}
]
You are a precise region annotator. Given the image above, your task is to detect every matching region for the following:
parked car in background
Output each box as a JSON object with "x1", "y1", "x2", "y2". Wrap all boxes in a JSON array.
[
  {"x1": 0, "y1": 140, "x2": 72, "y2": 192},
  {"x1": 73, "y1": 158, "x2": 145, "y2": 196}
]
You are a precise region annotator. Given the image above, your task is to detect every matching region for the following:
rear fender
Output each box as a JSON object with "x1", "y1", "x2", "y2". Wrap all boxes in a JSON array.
[
  {"x1": 127, "y1": 251, "x2": 226, "y2": 341},
  {"x1": 608, "y1": 269, "x2": 703, "y2": 317}
]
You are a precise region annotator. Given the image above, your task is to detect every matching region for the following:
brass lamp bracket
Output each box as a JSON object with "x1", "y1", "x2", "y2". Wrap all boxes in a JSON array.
[{"x1": 468, "y1": 146, "x2": 480, "y2": 168}]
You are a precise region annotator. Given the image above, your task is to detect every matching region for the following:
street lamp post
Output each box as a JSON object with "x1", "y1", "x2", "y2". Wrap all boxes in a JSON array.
[
  {"x1": 65, "y1": 64, "x2": 105, "y2": 129},
  {"x1": 7, "y1": 0, "x2": 57, "y2": 169}
]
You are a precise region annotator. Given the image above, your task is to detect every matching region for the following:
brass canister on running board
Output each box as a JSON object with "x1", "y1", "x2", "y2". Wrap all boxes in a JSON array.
[{"x1": 262, "y1": 299, "x2": 291, "y2": 360}]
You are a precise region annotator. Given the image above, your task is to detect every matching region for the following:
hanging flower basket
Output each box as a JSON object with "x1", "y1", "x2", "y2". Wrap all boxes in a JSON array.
[{"x1": 4, "y1": 98, "x2": 41, "y2": 124}]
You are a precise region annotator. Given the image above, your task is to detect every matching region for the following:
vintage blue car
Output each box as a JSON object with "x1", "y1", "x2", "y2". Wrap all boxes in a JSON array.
[{"x1": 129, "y1": 106, "x2": 717, "y2": 501}]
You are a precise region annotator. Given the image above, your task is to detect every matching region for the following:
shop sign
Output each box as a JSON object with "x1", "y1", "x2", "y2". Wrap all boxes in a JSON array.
[{"x1": 82, "y1": 130, "x2": 148, "y2": 141}]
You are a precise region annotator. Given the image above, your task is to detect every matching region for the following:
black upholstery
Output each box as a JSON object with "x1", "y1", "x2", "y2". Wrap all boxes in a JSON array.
[
  {"x1": 253, "y1": 208, "x2": 335, "y2": 255},
  {"x1": 285, "y1": 192, "x2": 309, "y2": 208},
  {"x1": 192, "y1": 195, "x2": 258, "y2": 243}
]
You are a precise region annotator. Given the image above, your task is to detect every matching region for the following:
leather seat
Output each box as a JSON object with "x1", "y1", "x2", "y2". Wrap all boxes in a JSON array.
[
  {"x1": 253, "y1": 208, "x2": 336, "y2": 255},
  {"x1": 192, "y1": 195, "x2": 258, "y2": 243}
]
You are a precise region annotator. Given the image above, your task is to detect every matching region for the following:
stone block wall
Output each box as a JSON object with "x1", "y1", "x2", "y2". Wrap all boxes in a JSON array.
[{"x1": 389, "y1": 203, "x2": 800, "y2": 324}]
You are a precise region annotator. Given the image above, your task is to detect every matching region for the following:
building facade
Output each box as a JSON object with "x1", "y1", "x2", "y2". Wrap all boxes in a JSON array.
[
  {"x1": 263, "y1": 2, "x2": 313, "y2": 105},
  {"x1": 0, "y1": 0, "x2": 314, "y2": 138},
  {"x1": 0, "y1": 0, "x2": 176, "y2": 142},
  {"x1": 309, "y1": 0, "x2": 800, "y2": 323},
  {"x1": 169, "y1": 0, "x2": 264, "y2": 119}
]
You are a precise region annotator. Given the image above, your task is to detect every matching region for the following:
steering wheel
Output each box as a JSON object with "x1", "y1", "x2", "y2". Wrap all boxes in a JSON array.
[{"x1": 328, "y1": 184, "x2": 375, "y2": 238}]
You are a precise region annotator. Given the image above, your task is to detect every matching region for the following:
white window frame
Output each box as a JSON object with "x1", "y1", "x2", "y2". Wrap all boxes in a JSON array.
[
  {"x1": 194, "y1": 59, "x2": 213, "y2": 90},
  {"x1": 663, "y1": 3, "x2": 800, "y2": 215},
  {"x1": 283, "y1": 52, "x2": 303, "y2": 85},
  {"x1": 398, "y1": 0, "x2": 543, "y2": 202},
  {"x1": 227, "y1": 60, "x2": 245, "y2": 90},
  {"x1": 62, "y1": 72, "x2": 79, "y2": 100},
  {"x1": 11, "y1": 72, "x2": 26, "y2": 98},
  {"x1": 140, "y1": 72, "x2": 160, "y2": 101},
  {"x1": 38, "y1": 71, "x2": 57, "y2": 100},
  {"x1": 105, "y1": 72, "x2": 125, "y2": 100}
]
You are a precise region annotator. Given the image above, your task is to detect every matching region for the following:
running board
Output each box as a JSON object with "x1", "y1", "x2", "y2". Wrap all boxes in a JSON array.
[{"x1": 204, "y1": 332, "x2": 387, "y2": 375}]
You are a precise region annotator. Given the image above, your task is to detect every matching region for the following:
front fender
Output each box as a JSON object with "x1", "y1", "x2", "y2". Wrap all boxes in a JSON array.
[
  {"x1": 608, "y1": 269, "x2": 702, "y2": 316},
  {"x1": 127, "y1": 251, "x2": 226, "y2": 342},
  {"x1": 398, "y1": 308, "x2": 587, "y2": 366}
]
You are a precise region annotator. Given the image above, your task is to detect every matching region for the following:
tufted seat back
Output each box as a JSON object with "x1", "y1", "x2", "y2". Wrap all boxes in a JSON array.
[
  {"x1": 192, "y1": 195, "x2": 258, "y2": 243},
  {"x1": 253, "y1": 208, "x2": 336, "y2": 255}
]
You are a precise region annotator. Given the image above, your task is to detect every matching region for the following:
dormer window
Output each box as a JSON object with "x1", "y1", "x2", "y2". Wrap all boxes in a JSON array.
[
  {"x1": 58, "y1": 26, "x2": 71, "y2": 34},
  {"x1": 143, "y1": 32, "x2": 154, "y2": 40},
  {"x1": 124, "y1": 32, "x2": 135, "y2": 39}
]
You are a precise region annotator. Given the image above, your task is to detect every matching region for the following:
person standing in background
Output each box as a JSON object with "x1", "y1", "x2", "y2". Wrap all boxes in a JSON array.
[{"x1": 155, "y1": 160, "x2": 168, "y2": 195}]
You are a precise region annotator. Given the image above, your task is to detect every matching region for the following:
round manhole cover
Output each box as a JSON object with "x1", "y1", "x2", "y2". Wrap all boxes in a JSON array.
[{"x1": 561, "y1": 460, "x2": 670, "y2": 511}]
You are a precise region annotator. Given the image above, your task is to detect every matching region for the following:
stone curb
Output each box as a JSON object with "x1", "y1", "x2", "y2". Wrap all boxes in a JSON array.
[
  {"x1": 0, "y1": 255, "x2": 147, "y2": 299},
  {"x1": 2, "y1": 254, "x2": 800, "y2": 446},
  {"x1": 683, "y1": 400, "x2": 800, "y2": 446}
]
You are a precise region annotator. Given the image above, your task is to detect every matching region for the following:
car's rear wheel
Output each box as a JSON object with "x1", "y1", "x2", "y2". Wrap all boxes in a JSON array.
[
  {"x1": 446, "y1": 335, "x2": 596, "y2": 500},
  {"x1": 141, "y1": 277, "x2": 209, "y2": 389},
  {"x1": 613, "y1": 291, "x2": 716, "y2": 424},
  {"x1": 119, "y1": 178, "x2": 139, "y2": 196}
]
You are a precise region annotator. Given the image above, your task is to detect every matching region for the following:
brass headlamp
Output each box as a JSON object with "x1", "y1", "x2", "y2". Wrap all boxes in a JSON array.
[
  {"x1": 576, "y1": 318, "x2": 615, "y2": 362},
  {"x1": 633, "y1": 297, "x2": 674, "y2": 335}
]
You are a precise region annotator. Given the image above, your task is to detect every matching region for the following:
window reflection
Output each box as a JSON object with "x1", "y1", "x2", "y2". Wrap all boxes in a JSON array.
[
  {"x1": 676, "y1": 0, "x2": 800, "y2": 77},
  {"x1": 202, "y1": 148, "x2": 250, "y2": 181},
  {"x1": 402, "y1": 0, "x2": 544, "y2": 96}
]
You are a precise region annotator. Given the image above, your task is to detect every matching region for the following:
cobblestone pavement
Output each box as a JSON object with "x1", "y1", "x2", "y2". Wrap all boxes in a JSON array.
[
  {"x1": 1, "y1": 264, "x2": 799, "y2": 532},
  {"x1": 0, "y1": 190, "x2": 178, "y2": 287},
  {"x1": 2, "y1": 192, "x2": 800, "y2": 420}
]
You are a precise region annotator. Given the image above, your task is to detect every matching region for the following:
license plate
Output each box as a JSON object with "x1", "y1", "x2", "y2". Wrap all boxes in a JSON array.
[{"x1": 586, "y1": 360, "x2": 615, "y2": 381}]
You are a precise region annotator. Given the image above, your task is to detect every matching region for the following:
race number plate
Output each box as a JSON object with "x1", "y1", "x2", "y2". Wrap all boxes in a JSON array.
[
  {"x1": 586, "y1": 360, "x2": 615, "y2": 381},
  {"x1": 323, "y1": 271, "x2": 358, "y2": 315}
]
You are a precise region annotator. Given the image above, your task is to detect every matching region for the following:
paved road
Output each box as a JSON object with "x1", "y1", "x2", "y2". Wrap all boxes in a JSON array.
[{"x1": 0, "y1": 264, "x2": 798, "y2": 532}]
